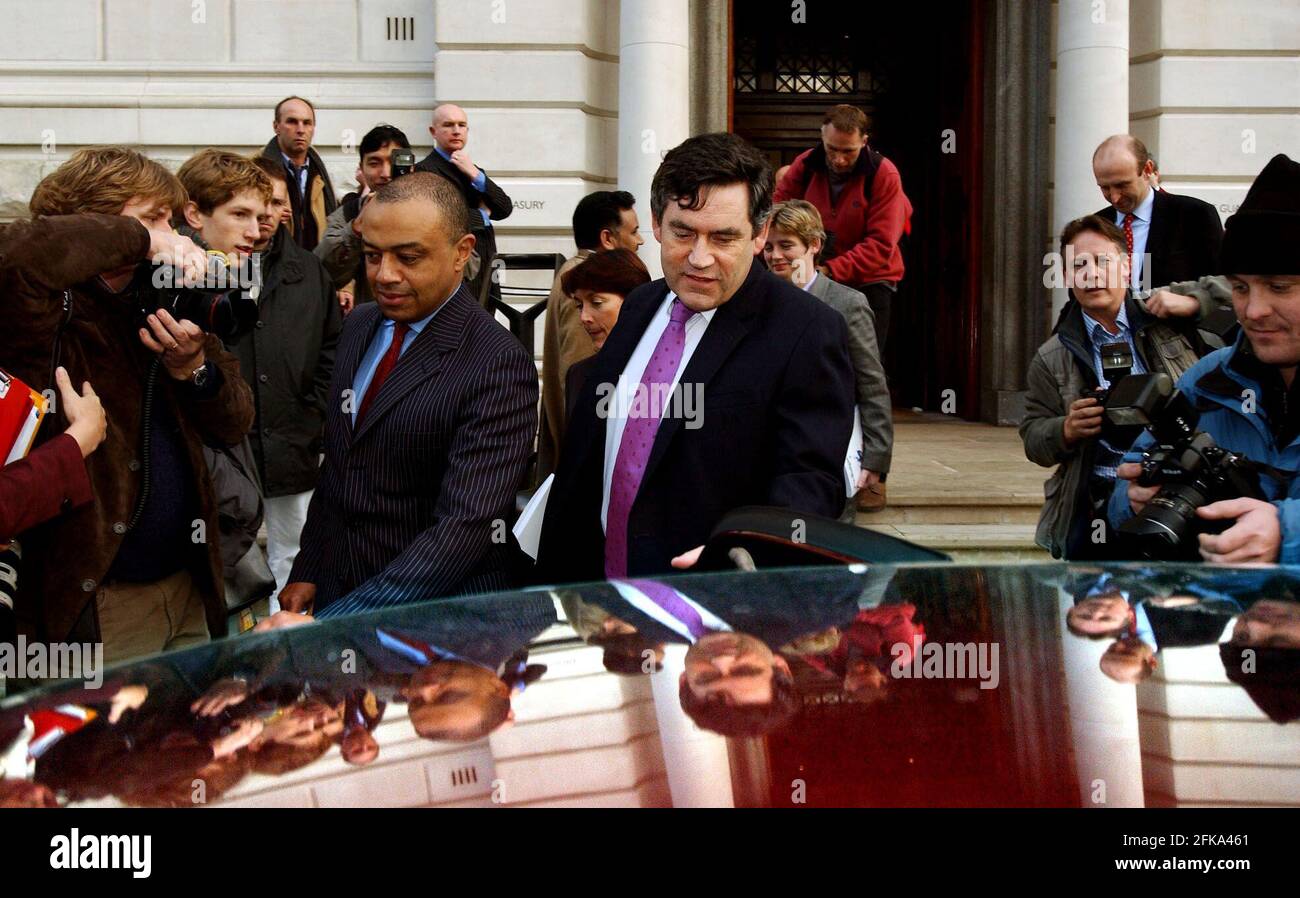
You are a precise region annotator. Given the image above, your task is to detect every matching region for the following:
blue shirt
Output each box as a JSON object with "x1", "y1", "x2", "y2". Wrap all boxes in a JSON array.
[
  {"x1": 280, "y1": 151, "x2": 309, "y2": 198},
  {"x1": 435, "y1": 146, "x2": 492, "y2": 229},
  {"x1": 1111, "y1": 187, "x2": 1154, "y2": 290},
  {"x1": 1081, "y1": 303, "x2": 1147, "y2": 480},
  {"x1": 350, "y1": 305, "x2": 441, "y2": 425}
]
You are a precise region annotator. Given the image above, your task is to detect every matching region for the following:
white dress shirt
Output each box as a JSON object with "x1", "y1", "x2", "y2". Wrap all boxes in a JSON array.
[
  {"x1": 610, "y1": 579, "x2": 732, "y2": 642},
  {"x1": 601, "y1": 291, "x2": 717, "y2": 531},
  {"x1": 1114, "y1": 187, "x2": 1155, "y2": 290}
]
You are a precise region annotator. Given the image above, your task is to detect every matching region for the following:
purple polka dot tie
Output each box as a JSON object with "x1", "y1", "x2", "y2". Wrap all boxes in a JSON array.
[{"x1": 605, "y1": 301, "x2": 696, "y2": 578}]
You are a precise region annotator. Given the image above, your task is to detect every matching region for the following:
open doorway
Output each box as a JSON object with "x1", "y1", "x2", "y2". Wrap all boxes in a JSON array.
[{"x1": 731, "y1": 0, "x2": 984, "y2": 418}]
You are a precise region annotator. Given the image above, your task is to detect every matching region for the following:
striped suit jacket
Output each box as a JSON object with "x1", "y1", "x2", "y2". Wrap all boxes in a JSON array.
[{"x1": 291, "y1": 285, "x2": 538, "y2": 617}]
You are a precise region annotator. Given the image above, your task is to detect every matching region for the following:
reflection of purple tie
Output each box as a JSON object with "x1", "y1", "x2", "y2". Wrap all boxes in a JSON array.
[
  {"x1": 627, "y1": 579, "x2": 711, "y2": 639},
  {"x1": 605, "y1": 301, "x2": 696, "y2": 577}
]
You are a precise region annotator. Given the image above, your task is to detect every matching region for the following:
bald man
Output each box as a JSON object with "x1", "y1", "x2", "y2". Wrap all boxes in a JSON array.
[
  {"x1": 1091, "y1": 134, "x2": 1223, "y2": 291},
  {"x1": 415, "y1": 102, "x2": 514, "y2": 307}
]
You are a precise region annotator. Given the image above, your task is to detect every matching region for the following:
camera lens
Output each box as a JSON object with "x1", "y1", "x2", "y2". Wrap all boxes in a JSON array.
[{"x1": 1118, "y1": 482, "x2": 1209, "y2": 561}]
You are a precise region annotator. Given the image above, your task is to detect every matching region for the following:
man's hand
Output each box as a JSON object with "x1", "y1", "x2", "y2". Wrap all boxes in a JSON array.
[
  {"x1": 147, "y1": 231, "x2": 208, "y2": 287},
  {"x1": 138, "y1": 309, "x2": 206, "y2": 381},
  {"x1": 671, "y1": 545, "x2": 704, "y2": 570},
  {"x1": 1144, "y1": 289, "x2": 1199, "y2": 319},
  {"x1": 210, "y1": 717, "x2": 263, "y2": 759},
  {"x1": 337, "y1": 289, "x2": 354, "y2": 316},
  {"x1": 108, "y1": 684, "x2": 148, "y2": 724},
  {"x1": 1062, "y1": 396, "x2": 1105, "y2": 446},
  {"x1": 55, "y1": 367, "x2": 106, "y2": 458},
  {"x1": 191, "y1": 678, "x2": 250, "y2": 717},
  {"x1": 253, "y1": 610, "x2": 316, "y2": 632},
  {"x1": 449, "y1": 149, "x2": 481, "y2": 181},
  {"x1": 1116, "y1": 461, "x2": 1161, "y2": 514},
  {"x1": 1197, "y1": 498, "x2": 1281, "y2": 564},
  {"x1": 277, "y1": 581, "x2": 316, "y2": 613},
  {"x1": 856, "y1": 470, "x2": 882, "y2": 491}
]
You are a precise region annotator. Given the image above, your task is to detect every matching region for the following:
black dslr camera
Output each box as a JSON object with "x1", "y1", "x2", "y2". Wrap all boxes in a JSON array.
[
  {"x1": 135, "y1": 250, "x2": 261, "y2": 342},
  {"x1": 1081, "y1": 340, "x2": 1134, "y2": 405},
  {"x1": 1103, "y1": 372, "x2": 1265, "y2": 560}
]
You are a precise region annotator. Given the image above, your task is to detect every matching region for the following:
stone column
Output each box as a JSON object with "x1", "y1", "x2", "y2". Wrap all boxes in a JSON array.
[
  {"x1": 978, "y1": 0, "x2": 1052, "y2": 424},
  {"x1": 648, "y1": 643, "x2": 736, "y2": 807},
  {"x1": 1051, "y1": 0, "x2": 1129, "y2": 319},
  {"x1": 618, "y1": 0, "x2": 691, "y2": 277}
]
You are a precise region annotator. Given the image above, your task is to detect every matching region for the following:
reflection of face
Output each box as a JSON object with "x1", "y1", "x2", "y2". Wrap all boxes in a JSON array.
[
  {"x1": 1068, "y1": 231, "x2": 1130, "y2": 313},
  {"x1": 1068, "y1": 592, "x2": 1132, "y2": 637},
  {"x1": 186, "y1": 188, "x2": 264, "y2": 263},
  {"x1": 574, "y1": 289, "x2": 624, "y2": 350},
  {"x1": 821, "y1": 124, "x2": 865, "y2": 175},
  {"x1": 341, "y1": 728, "x2": 380, "y2": 766},
  {"x1": 652, "y1": 182, "x2": 765, "y2": 312},
  {"x1": 763, "y1": 226, "x2": 819, "y2": 286},
  {"x1": 1230, "y1": 275, "x2": 1300, "y2": 371},
  {"x1": 682, "y1": 632, "x2": 790, "y2": 706},
  {"x1": 255, "y1": 178, "x2": 291, "y2": 249},
  {"x1": 430, "y1": 104, "x2": 469, "y2": 152},
  {"x1": 401, "y1": 661, "x2": 510, "y2": 739},
  {"x1": 843, "y1": 658, "x2": 888, "y2": 703},
  {"x1": 1093, "y1": 146, "x2": 1152, "y2": 214},
  {"x1": 1100, "y1": 637, "x2": 1156, "y2": 683},
  {"x1": 362, "y1": 197, "x2": 475, "y2": 323},
  {"x1": 1231, "y1": 599, "x2": 1300, "y2": 649}
]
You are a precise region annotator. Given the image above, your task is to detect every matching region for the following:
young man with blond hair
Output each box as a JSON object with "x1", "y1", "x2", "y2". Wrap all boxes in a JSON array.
[{"x1": 1, "y1": 146, "x2": 253, "y2": 668}]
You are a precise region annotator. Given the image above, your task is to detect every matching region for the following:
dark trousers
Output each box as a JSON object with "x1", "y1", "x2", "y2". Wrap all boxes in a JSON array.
[
  {"x1": 860, "y1": 282, "x2": 894, "y2": 353},
  {"x1": 1066, "y1": 474, "x2": 1123, "y2": 560}
]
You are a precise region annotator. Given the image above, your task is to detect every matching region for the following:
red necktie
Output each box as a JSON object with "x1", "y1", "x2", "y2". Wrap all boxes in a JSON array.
[
  {"x1": 1122, "y1": 212, "x2": 1135, "y2": 257},
  {"x1": 357, "y1": 322, "x2": 409, "y2": 424}
]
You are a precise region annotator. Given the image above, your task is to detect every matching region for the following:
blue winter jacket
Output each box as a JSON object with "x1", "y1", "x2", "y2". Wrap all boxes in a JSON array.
[{"x1": 1107, "y1": 336, "x2": 1300, "y2": 562}]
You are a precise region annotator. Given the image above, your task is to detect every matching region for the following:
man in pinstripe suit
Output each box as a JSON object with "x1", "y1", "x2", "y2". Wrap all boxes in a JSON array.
[{"x1": 276, "y1": 172, "x2": 537, "y2": 618}]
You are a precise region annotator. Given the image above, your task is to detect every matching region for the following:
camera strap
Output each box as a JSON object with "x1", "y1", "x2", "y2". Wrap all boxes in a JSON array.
[{"x1": 42, "y1": 290, "x2": 73, "y2": 430}]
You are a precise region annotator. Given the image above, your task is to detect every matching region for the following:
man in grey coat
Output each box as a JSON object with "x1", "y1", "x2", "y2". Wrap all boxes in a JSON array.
[{"x1": 764, "y1": 200, "x2": 893, "y2": 516}]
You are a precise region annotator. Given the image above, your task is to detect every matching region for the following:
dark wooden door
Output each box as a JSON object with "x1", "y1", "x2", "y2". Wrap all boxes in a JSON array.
[{"x1": 731, "y1": 0, "x2": 983, "y2": 418}]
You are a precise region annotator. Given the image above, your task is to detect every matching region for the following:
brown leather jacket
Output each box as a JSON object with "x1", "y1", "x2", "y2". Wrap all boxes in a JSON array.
[{"x1": 0, "y1": 214, "x2": 254, "y2": 641}]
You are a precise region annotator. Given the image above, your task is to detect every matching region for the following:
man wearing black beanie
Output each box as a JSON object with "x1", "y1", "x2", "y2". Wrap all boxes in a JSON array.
[{"x1": 1109, "y1": 154, "x2": 1300, "y2": 564}]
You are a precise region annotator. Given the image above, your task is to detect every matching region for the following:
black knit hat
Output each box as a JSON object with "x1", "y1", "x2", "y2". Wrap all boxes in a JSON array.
[{"x1": 1221, "y1": 153, "x2": 1300, "y2": 275}]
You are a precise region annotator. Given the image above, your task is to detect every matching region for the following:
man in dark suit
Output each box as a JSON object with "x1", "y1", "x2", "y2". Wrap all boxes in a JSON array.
[
  {"x1": 534, "y1": 132, "x2": 856, "y2": 586},
  {"x1": 1092, "y1": 134, "x2": 1223, "y2": 290},
  {"x1": 277, "y1": 171, "x2": 537, "y2": 617},
  {"x1": 415, "y1": 103, "x2": 513, "y2": 307}
]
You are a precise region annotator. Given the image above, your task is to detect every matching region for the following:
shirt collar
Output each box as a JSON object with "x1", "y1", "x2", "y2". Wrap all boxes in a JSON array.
[
  {"x1": 378, "y1": 288, "x2": 456, "y2": 336},
  {"x1": 434, "y1": 146, "x2": 452, "y2": 162},
  {"x1": 1081, "y1": 302, "x2": 1130, "y2": 341},
  {"x1": 280, "y1": 151, "x2": 308, "y2": 171},
  {"x1": 803, "y1": 271, "x2": 819, "y2": 292},
  {"x1": 663, "y1": 291, "x2": 718, "y2": 325},
  {"x1": 1130, "y1": 186, "x2": 1155, "y2": 223}
]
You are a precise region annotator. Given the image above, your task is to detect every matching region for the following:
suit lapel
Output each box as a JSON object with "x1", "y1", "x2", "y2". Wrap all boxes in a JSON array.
[
  {"x1": 349, "y1": 286, "x2": 473, "y2": 447},
  {"x1": 1146, "y1": 188, "x2": 1170, "y2": 276},
  {"x1": 339, "y1": 305, "x2": 384, "y2": 448}
]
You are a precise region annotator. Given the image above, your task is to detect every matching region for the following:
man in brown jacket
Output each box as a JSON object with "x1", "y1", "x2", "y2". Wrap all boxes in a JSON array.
[
  {"x1": 1, "y1": 147, "x2": 255, "y2": 668},
  {"x1": 536, "y1": 190, "x2": 642, "y2": 483}
]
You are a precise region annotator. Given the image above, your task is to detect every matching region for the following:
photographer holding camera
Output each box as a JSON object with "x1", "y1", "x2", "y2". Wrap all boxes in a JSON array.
[
  {"x1": 0, "y1": 147, "x2": 254, "y2": 665},
  {"x1": 1022, "y1": 215, "x2": 1206, "y2": 559},
  {"x1": 1109, "y1": 154, "x2": 1300, "y2": 565}
]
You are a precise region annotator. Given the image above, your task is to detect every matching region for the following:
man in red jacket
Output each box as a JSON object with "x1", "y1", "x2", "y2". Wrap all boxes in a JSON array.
[
  {"x1": 774, "y1": 104, "x2": 912, "y2": 354},
  {"x1": 774, "y1": 104, "x2": 911, "y2": 513}
]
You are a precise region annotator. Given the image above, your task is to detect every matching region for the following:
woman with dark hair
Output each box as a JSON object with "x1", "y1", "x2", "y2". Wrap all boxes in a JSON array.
[{"x1": 557, "y1": 248, "x2": 651, "y2": 430}]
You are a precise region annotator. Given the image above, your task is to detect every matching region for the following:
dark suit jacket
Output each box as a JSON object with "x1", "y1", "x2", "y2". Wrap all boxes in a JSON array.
[
  {"x1": 415, "y1": 150, "x2": 513, "y2": 294},
  {"x1": 534, "y1": 262, "x2": 855, "y2": 584},
  {"x1": 1095, "y1": 188, "x2": 1224, "y2": 288},
  {"x1": 291, "y1": 285, "x2": 538, "y2": 615}
]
